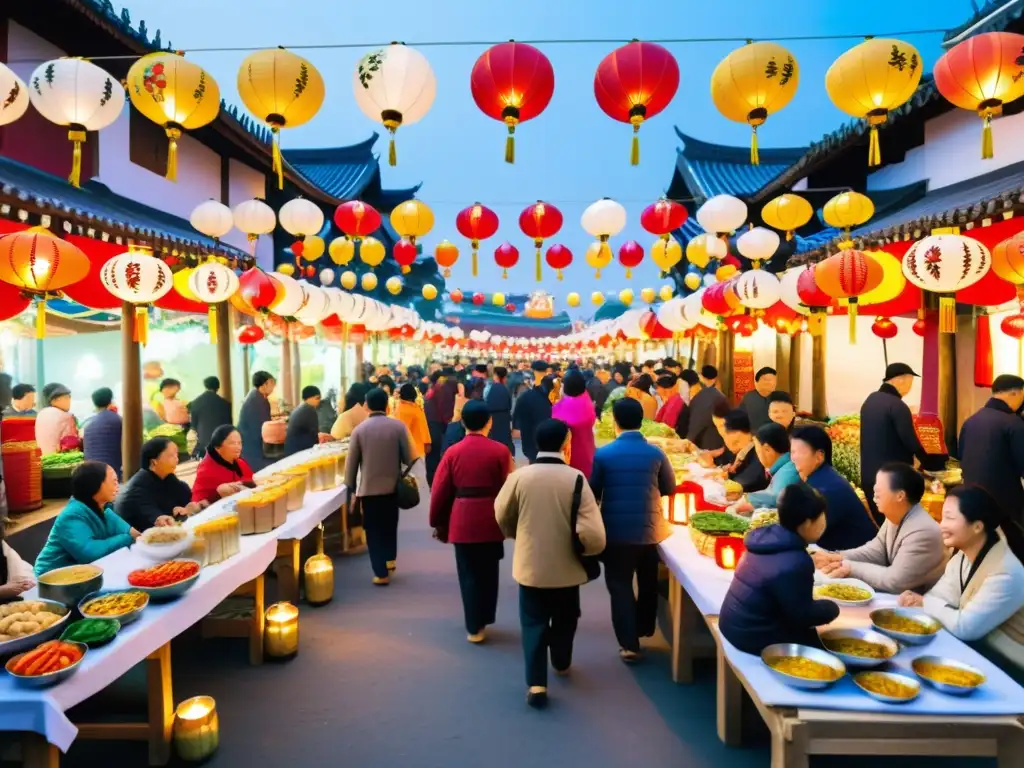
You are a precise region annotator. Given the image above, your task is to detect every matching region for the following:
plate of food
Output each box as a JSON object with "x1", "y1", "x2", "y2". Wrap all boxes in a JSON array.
[
  {"x1": 911, "y1": 656, "x2": 986, "y2": 695},
  {"x1": 813, "y1": 578, "x2": 876, "y2": 606},
  {"x1": 853, "y1": 670, "x2": 921, "y2": 704},
  {"x1": 870, "y1": 608, "x2": 941, "y2": 646},
  {"x1": 5, "y1": 640, "x2": 87, "y2": 688},
  {"x1": 135, "y1": 526, "x2": 194, "y2": 561},
  {"x1": 818, "y1": 628, "x2": 899, "y2": 668},
  {"x1": 760, "y1": 643, "x2": 846, "y2": 690},
  {"x1": 79, "y1": 590, "x2": 149, "y2": 624},
  {"x1": 0, "y1": 599, "x2": 73, "y2": 657},
  {"x1": 127, "y1": 559, "x2": 201, "y2": 600},
  {"x1": 37, "y1": 564, "x2": 103, "y2": 606}
]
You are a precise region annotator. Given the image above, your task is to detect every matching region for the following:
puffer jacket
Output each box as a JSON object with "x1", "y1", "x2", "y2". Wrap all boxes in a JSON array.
[
  {"x1": 719, "y1": 525, "x2": 840, "y2": 655},
  {"x1": 588, "y1": 431, "x2": 675, "y2": 545}
]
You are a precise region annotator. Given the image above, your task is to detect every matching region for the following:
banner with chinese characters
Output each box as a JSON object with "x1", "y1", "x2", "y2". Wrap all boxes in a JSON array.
[
  {"x1": 914, "y1": 414, "x2": 948, "y2": 455},
  {"x1": 734, "y1": 350, "x2": 754, "y2": 404}
]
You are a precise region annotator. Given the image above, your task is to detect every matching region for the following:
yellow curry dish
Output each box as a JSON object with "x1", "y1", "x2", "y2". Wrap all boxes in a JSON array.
[
  {"x1": 814, "y1": 584, "x2": 872, "y2": 603},
  {"x1": 821, "y1": 637, "x2": 893, "y2": 660},
  {"x1": 855, "y1": 672, "x2": 919, "y2": 701},
  {"x1": 766, "y1": 656, "x2": 843, "y2": 682},
  {"x1": 38, "y1": 565, "x2": 102, "y2": 586},
  {"x1": 873, "y1": 613, "x2": 938, "y2": 636},
  {"x1": 80, "y1": 591, "x2": 149, "y2": 618},
  {"x1": 913, "y1": 660, "x2": 985, "y2": 689}
]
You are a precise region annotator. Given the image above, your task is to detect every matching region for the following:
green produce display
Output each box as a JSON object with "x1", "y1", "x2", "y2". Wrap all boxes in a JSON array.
[
  {"x1": 144, "y1": 423, "x2": 187, "y2": 453},
  {"x1": 602, "y1": 387, "x2": 627, "y2": 412},
  {"x1": 41, "y1": 451, "x2": 84, "y2": 469},
  {"x1": 61, "y1": 617, "x2": 120, "y2": 647},
  {"x1": 595, "y1": 410, "x2": 679, "y2": 441},
  {"x1": 690, "y1": 512, "x2": 750, "y2": 536}
]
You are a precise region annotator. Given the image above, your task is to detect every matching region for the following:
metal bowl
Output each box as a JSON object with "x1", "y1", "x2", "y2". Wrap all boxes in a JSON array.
[
  {"x1": 0, "y1": 599, "x2": 73, "y2": 658},
  {"x1": 870, "y1": 608, "x2": 941, "y2": 646},
  {"x1": 78, "y1": 590, "x2": 149, "y2": 625},
  {"x1": 36, "y1": 565, "x2": 104, "y2": 607},
  {"x1": 819, "y1": 627, "x2": 900, "y2": 669},
  {"x1": 853, "y1": 670, "x2": 921, "y2": 704},
  {"x1": 129, "y1": 562, "x2": 201, "y2": 602},
  {"x1": 912, "y1": 655, "x2": 987, "y2": 696},
  {"x1": 760, "y1": 643, "x2": 846, "y2": 690},
  {"x1": 813, "y1": 578, "x2": 876, "y2": 606},
  {"x1": 5, "y1": 640, "x2": 88, "y2": 688}
]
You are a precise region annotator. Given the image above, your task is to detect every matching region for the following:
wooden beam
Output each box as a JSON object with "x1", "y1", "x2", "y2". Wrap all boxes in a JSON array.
[
  {"x1": 216, "y1": 303, "x2": 233, "y2": 415},
  {"x1": 355, "y1": 343, "x2": 365, "y2": 382},
  {"x1": 789, "y1": 332, "x2": 803, "y2": 407},
  {"x1": 280, "y1": 338, "x2": 293, "y2": 408},
  {"x1": 776, "y1": 334, "x2": 792, "y2": 392},
  {"x1": 717, "y1": 330, "x2": 735, "y2": 402},
  {"x1": 122, "y1": 303, "x2": 142, "y2": 480},
  {"x1": 812, "y1": 327, "x2": 828, "y2": 421},
  {"x1": 938, "y1": 329, "x2": 958, "y2": 455},
  {"x1": 291, "y1": 338, "x2": 302, "y2": 406}
]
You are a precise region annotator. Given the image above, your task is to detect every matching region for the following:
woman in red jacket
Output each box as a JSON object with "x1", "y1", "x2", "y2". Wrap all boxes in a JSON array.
[
  {"x1": 192, "y1": 425, "x2": 255, "y2": 505},
  {"x1": 429, "y1": 400, "x2": 513, "y2": 644}
]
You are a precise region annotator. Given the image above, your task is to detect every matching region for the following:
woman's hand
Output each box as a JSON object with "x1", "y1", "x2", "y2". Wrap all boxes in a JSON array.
[
  {"x1": 217, "y1": 482, "x2": 244, "y2": 498},
  {"x1": 822, "y1": 560, "x2": 851, "y2": 579},
  {"x1": 0, "y1": 577, "x2": 35, "y2": 598},
  {"x1": 154, "y1": 516, "x2": 177, "y2": 527},
  {"x1": 129, "y1": 527, "x2": 142, "y2": 540},
  {"x1": 811, "y1": 550, "x2": 841, "y2": 570},
  {"x1": 898, "y1": 591, "x2": 924, "y2": 608}
]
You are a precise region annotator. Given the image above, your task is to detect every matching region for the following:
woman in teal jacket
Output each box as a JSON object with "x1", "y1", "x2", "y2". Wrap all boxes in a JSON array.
[
  {"x1": 34, "y1": 461, "x2": 140, "y2": 577},
  {"x1": 735, "y1": 423, "x2": 801, "y2": 512}
]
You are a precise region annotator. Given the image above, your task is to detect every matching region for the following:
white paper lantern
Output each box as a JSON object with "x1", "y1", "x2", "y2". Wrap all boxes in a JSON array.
[
  {"x1": 319, "y1": 268, "x2": 335, "y2": 285},
  {"x1": 270, "y1": 271, "x2": 307, "y2": 316},
  {"x1": 233, "y1": 198, "x2": 276, "y2": 244},
  {"x1": 656, "y1": 297, "x2": 689, "y2": 331},
  {"x1": 100, "y1": 249, "x2": 173, "y2": 346},
  {"x1": 352, "y1": 44, "x2": 436, "y2": 166},
  {"x1": 733, "y1": 269, "x2": 781, "y2": 310},
  {"x1": 28, "y1": 58, "x2": 126, "y2": 186},
  {"x1": 187, "y1": 260, "x2": 240, "y2": 343},
  {"x1": 736, "y1": 227, "x2": 781, "y2": 266},
  {"x1": 190, "y1": 199, "x2": 234, "y2": 240},
  {"x1": 581, "y1": 198, "x2": 627, "y2": 239},
  {"x1": 278, "y1": 198, "x2": 324, "y2": 238},
  {"x1": 294, "y1": 282, "x2": 331, "y2": 325},
  {"x1": 902, "y1": 234, "x2": 991, "y2": 332},
  {"x1": 696, "y1": 194, "x2": 747, "y2": 234},
  {"x1": 0, "y1": 63, "x2": 29, "y2": 127},
  {"x1": 778, "y1": 267, "x2": 810, "y2": 315}
]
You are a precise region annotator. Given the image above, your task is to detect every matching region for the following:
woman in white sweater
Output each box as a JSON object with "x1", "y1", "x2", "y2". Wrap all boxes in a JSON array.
[
  {"x1": 1, "y1": 534, "x2": 35, "y2": 600},
  {"x1": 899, "y1": 485, "x2": 1024, "y2": 679}
]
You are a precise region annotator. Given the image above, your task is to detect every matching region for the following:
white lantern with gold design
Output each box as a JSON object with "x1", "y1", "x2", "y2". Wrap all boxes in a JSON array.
[
  {"x1": 190, "y1": 200, "x2": 234, "y2": 241},
  {"x1": 294, "y1": 282, "x2": 331, "y2": 326},
  {"x1": 100, "y1": 248, "x2": 173, "y2": 345},
  {"x1": 733, "y1": 268, "x2": 781, "y2": 310},
  {"x1": 233, "y1": 198, "x2": 276, "y2": 253},
  {"x1": 902, "y1": 234, "x2": 990, "y2": 333},
  {"x1": 278, "y1": 198, "x2": 324, "y2": 239},
  {"x1": 187, "y1": 260, "x2": 239, "y2": 344},
  {"x1": 0, "y1": 63, "x2": 29, "y2": 127}
]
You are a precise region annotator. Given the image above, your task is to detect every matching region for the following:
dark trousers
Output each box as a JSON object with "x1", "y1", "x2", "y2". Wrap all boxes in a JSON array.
[
  {"x1": 425, "y1": 421, "x2": 445, "y2": 485},
  {"x1": 453, "y1": 542, "x2": 503, "y2": 634},
  {"x1": 602, "y1": 543, "x2": 661, "y2": 652},
  {"x1": 519, "y1": 585, "x2": 580, "y2": 688},
  {"x1": 360, "y1": 494, "x2": 399, "y2": 578}
]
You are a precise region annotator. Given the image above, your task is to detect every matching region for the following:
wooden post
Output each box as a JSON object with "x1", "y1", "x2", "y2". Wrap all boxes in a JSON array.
[
  {"x1": 717, "y1": 329, "x2": 734, "y2": 401},
  {"x1": 371, "y1": 333, "x2": 380, "y2": 368},
  {"x1": 938, "y1": 328, "x2": 958, "y2": 455},
  {"x1": 291, "y1": 337, "x2": 301, "y2": 406},
  {"x1": 789, "y1": 332, "x2": 803, "y2": 407},
  {"x1": 776, "y1": 334, "x2": 791, "y2": 392},
  {"x1": 280, "y1": 336, "x2": 293, "y2": 408},
  {"x1": 241, "y1": 344, "x2": 251, "y2": 401},
  {"x1": 340, "y1": 324, "x2": 350, "y2": 395},
  {"x1": 811, "y1": 326, "x2": 828, "y2": 421},
  {"x1": 355, "y1": 342, "x2": 365, "y2": 382},
  {"x1": 121, "y1": 302, "x2": 143, "y2": 480},
  {"x1": 215, "y1": 304, "x2": 233, "y2": 415}
]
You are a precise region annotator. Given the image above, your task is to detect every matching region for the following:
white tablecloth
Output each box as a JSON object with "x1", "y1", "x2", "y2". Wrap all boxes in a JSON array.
[
  {"x1": 658, "y1": 527, "x2": 734, "y2": 617},
  {"x1": 0, "y1": 453, "x2": 348, "y2": 751}
]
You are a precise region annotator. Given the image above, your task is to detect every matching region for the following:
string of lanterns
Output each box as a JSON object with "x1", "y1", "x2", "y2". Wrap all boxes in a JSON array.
[{"x1": 3, "y1": 31, "x2": 1022, "y2": 189}]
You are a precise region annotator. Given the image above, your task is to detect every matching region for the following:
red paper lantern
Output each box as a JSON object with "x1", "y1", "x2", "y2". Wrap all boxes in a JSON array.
[
  {"x1": 235, "y1": 268, "x2": 280, "y2": 314},
  {"x1": 450, "y1": 288, "x2": 464, "y2": 304},
  {"x1": 0, "y1": 282, "x2": 30, "y2": 321},
  {"x1": 640, "y1": 198, "x2": 688, "y2": 237},
  {"x1": 618, "y1": 240, "x2": 645, "y2": 278},
  {"x1": 237, "y1": 324, "x2": 265, "y2": 344},
  {"x1": 393, "y1": 238, "x2": 417, "y2": 274},
  {"x1": 638, "y1": 310, "x2": 672, "y2": 340},
  {"x1": 912, "y1": 318, "x2": 927, "y2": 337},
  {"x1": 505, "y1": 302, "x2": 516, "y2": 313},
  {"x1": 472, "y1": 292, "x2": 485, "y2": 306},
  {"x1": 470, "y1": 41, "x2": 555, "y2": 163},
  {"x1": 714, "y1": 535, "x2": 746, "y2": 570},
  {"x1": 727, "y1": 314, "x2": 758, "y2": 337},
  {"x1": 871, "y1": 317, "x2": 898, "y2": 339},
  {"x1": 702, "y1": 279, "x2": 741, "y2": 316},
  {"x1": 494, "y1": 242, "x2": 519, "y2": 279},
  {"x1": 796, "y1": 265, "x2": 832, "y2": 337},
  {"x1": 290, "y1": 241, "x2": 304, "y2": 259},
  {"x1": 456, "y1": 203, "x2": 500, "y2": 277},
  {"x1": 594, "y1": 40, "x2": 680, "y2": 165},
  {"x1": 333, "y1": 201, "x2": 382, "y2": 240},
  {"x1": 519, "y1": 201, "x2": 563, "y2": 281},
  {"x1": 1001, "y1": 314, "x2": 1024, "y2": 340},
  {"x1": 545, "y1": 244, "x2": 573, "y2": 281}
]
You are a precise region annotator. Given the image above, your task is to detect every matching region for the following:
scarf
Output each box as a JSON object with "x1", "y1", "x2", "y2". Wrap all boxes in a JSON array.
[{"x1": 207, "y1": 445, "x2": 244, "y2": 478}]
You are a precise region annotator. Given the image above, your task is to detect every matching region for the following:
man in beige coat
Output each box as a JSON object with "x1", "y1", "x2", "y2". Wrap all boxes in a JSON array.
[
  {"x1": 814, "y1": 462, "x2": 946, "y2": 594},
  {"x1": 495, "y1": 419, "x2": 606, "y2": 709}
]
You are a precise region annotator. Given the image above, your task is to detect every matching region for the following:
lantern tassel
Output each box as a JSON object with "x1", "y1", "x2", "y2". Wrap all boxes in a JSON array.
[
  {"x1": 982, "y1": 113, "x2": 994, "y2": 160},
  {"x1": 505, "y1": 124, "x2": 515, "y2": 164},
  {"x1": 502, "y1": 268, "x2": 508, "y2": 279},
  {"x1": 271, "y1": 127, "x2": 283, "y2": 190},
  {"x1": 208, "y1": 306, "x2": 218, "y2": 344},
  {"x1": 868, "y1": 125, "x2": 882, "y2": 167},
  {"x1": 630, "y1": 125, "x2": 640, "y2": 166},
  {"x1": 388, "y1": 132, "x2": 397, "y2": 167},
  {"x1": 808, "y1": 310, "x2": 825, "y2": 337},
  {"x1": 35, "y1": 299, "x2": 46, "y2": 340},
  {"x1": 939, "y1": 296, "x2": 956, "y2": 333},
  {"x1": 165, "y1": 126, "x2": 182, "y2": 182},
  {"x1": 535, "y1": 247, "x2": 542, "y2": 282},
  {"x1": 626, "y1": 267, "x2": 632, "y2": 279},
  {"x1": 401, "y1": 266, "x2": 410, "y2": 274},
  {"x1": 68, "y1": 129, "x2": 86, "y2": 187},
  {"x1": 557, "y1": 269, "x2": 563, "y2": 281},
  {"x1": 135, "y1": 306, "x2": 149, "y2": 347},
  {"x1": 471, "y1": 246, "x2": 479, "y2": 278},
  {"x1": 848, "y1": 300, "x2": 858, "y2": 344},
  {"x1": 750, "y1": 126, "x2": 760, "y2": 166}
]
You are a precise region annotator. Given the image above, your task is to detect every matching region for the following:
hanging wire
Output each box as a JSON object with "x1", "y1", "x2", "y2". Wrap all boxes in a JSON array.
[{"x1": 3, "y1": 28, "x2": 951, "y2": 64}]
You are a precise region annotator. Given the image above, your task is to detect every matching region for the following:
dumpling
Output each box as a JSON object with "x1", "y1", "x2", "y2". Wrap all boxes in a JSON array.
[{"x1": 36, "y1": 613, "x2": 59, "y2": 629}]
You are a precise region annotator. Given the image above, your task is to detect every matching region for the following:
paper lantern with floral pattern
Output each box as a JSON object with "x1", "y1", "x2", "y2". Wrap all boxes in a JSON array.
[
  {"x1": 100, "y1": 247, "x2": 174, "y2": 345},
  {"x1": 815, "y1": 249, "x2": 884, "y2": 342},
  {"x1": 902, "y1": 234, "x2": 991, "y2": 333}
]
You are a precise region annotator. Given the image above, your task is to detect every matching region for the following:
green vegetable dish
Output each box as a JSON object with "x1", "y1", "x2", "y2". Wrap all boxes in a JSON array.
[
  {"x1": 61, "y1": 617, "x2": 121, "y2": 647},
  {"x1": 595, "y1": 410, "x2": 678, "y2": 440},
  {"x1": 690, "y1": 512, "x2": 750, "y2": 535},
  {"x1": 41, "y1": 451, "x2": 84, "y2": 468}
]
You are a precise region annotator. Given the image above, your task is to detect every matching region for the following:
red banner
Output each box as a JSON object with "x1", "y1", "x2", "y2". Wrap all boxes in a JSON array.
[
  {"x1": 914, "y1": 413, "x2": 948, "y2": 455},
  {"x1": 733, "y1": 350, "x2": 754, "y2": 405}
]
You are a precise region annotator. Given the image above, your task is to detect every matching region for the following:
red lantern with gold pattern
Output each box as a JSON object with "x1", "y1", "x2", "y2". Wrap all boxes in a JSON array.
[
  {"x1": 470, "y1": 41, "x2": 555, "y2": 163},
  {"x1": 595, "y1": 40, "x2": 680, "y2": 165},
  {"x1": 545, "y1": 244, "x2": 573, "y2": 281},
  {"x1": 456, "y1": 203, "x2": 500, "y2": 278},
  {"x1": 814, "y1": 249, "x2": 884, "y2": 343},
  {"x1": 333, "y1": 201, "x2": 382, "y2": 240},
  {"x1": 1002, "y1": 314, "x2": 1024, "y2": 375},
  {"x1": 871, "y1": 317, "x2": 898, "y2": 340},
  {"x1": 494, "y1": 242, "x2": 519, "y2": 279},
  {"x1": 796, "y1": 265, "x2": 831, "y2": 337},
  {"x1": 393, "y1": 238, "x2": 417, "y2": 274},
  {"x1": 618, "y1": 240, "x2": 645, "y2": 279},
  {"x1": 640, "y1": 198, "x2": 688, "y2": 238},
  {"x1": 519, "y1": 201, "x2": 563, "y2": 282}
]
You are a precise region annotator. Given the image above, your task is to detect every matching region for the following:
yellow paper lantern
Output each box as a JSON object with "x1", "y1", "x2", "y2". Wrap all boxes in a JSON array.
[
  {"x1": 684, "y1": 272, "x2": 701, "y2": 291},
  {"x1": 585, "y1": 240, "x2": 613, "y2": 278},
  {"x1": 385, "y1": 276, "x2": 403, "y2": 295},
  {"x1": 649, "y1": 237, "x2": 683, "y2": 275},
  {"x1": 716, "y1": 264, "x2": 738, "y2": 281},
  {"x1": 301, "y1": 235, "x2": 325, "y2": 261},
  {"x1": 126, "y1": 52, "x2": 221, "y2": 181},
  {"x1": 359, "y1": 237, "x2": 386, "y2": 268},
  {"x1": 711, "y1": 42, "x2": 799, "y2": 164},
  {"x1": 361, "y1": 272, "x2": 378, "y2": 292},
  {"x1": 860, "y1": 250, "x2": 906, "y2": 306},
  {"x1": 422, "y1": 283, "x2": 438, "y2": 301},
  {"x1": 340, "y1": 270, "x2": 357, "y2": 290},
  {"x1": 173, "y1": 267, "x2": 199, "y2": 300},
  {"x1": 619, "y1": 288, "x2": 634, "y2": 306},
  {"x1": 640, "y1": 287, "x2": 656, "y2": 304},
  {"x1": 823, "y1": 191, "x2": 874, "y2": 241},
  {"x1": 825, "y1": 39, "x2": 923, "y2": 166},
  {"x1": 685, "y1": 234, "x2": 723, "y2": 269},
  {"x1": 591, "y1": 291, "x2": 605, "y2": 306},
  {"x1": 659, "y1": 284, "x2": 674, "y2": 301},
  {"x1": 492, "y1": 291, "x2": 506, "y2": 306},
  {"x1": 329, "y1": 237, "x2": 355, "y2": 266},
  {"x1": 237, "y1": 49, "x2": 325, "y2": 190},
  {"x1": 761, "y1": 194, "x2": 813, "y2": 240},
  {"x1": 566, "y1": 291, "x2": 581, "y2": 307},
  {"x1": 389, "y1": 200, "x2": 434, "y2": 243},
  {"x1": 277, "y1": 263, "x2": 296, "y2": 277}
]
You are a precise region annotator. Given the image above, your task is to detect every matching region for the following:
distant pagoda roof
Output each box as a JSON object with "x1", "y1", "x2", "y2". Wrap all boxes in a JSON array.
[
  {"x1": 943, "y1": 0, "x2": 1024, "y2": 43},
  {"x1": 284, "y1": 134, "x2": 421, "y2": 202}
]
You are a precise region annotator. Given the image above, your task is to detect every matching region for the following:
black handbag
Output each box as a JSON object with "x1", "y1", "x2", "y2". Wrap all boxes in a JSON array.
[
  {"x1": 570, "y1": 474, "x2": 601, "y2": 582},
  {"x1": 395, "y1": 441, "x2": 420, "y2": 510}
]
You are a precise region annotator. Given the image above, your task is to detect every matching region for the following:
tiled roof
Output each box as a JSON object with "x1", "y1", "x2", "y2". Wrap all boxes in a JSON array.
[
  {"x1": 0, "y1": 155, "x2": 247, "y2": 257},
  {"x1": 284, "y1": 135, "x2": 381, "y2": 201},
  {"x1": 943, "y1": 0, "x2": 1024, "y2": 43}
]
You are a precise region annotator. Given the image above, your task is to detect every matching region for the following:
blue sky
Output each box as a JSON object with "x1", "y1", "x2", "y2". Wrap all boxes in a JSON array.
[{"x1": 125, "y1": 0, "x2": 970, "y2": 315}]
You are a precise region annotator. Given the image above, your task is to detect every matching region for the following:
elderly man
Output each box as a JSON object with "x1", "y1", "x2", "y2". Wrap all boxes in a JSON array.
[{"x1": 739, "y1": 367, "x2": 776, "y2": 432}]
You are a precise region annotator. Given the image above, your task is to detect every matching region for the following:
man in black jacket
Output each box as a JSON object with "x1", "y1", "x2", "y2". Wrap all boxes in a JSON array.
[
  {"x1": 513, "y1": 374, "x2": 555, "y2": 464},
  {"x1": 188, "y1": 376, "x2": 232, "y2": 458},
  {"x1": 859, "y1": 363, "x2": 931, "y2": 519},
  {"x1": 285, "y1": 386, "x2": 322, "y2": 457},
  {"x1": 958, "y1": 374, "x2": 1024, "y2": 524},
  {"x1": 685, "y1": 366, "x2": 727, "y2": 454}
]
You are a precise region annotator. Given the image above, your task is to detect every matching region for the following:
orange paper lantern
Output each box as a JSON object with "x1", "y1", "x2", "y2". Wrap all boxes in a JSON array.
[{"x1": 814, "y1": 249, "x2": 883, "y2": 342}]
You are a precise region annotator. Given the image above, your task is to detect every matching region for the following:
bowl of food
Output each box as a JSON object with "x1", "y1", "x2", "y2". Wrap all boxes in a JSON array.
[
  {"x1": 813, "y1": 579, "x2": 876, "y2": 606},
  {"x1": 761, "y1": 643, "x2": 846, "y2": 690},
  {"x1": 127, "y1": 559, "x2": 201, "y2": 601},
  {"x1": 79, "y1": 590, "x2": 149, "y2": 625},
  {"x1": 5, "y1": 640, "x2": 87, "y2": 688},
  {"x1": 60, "y1": 618, "x2": 121, "y2": 649},
  {"x1": 135, "y1": 526, "x2": 194, "y2": 561},
  {"x1": 912, "y1": 656, "x2": 986, "y2": 695},
  {"x1": 853, "y1": 670, "x2": 921, "y2": 704},
  {"x1": 37, "y1": 564, "x2": 103, "y2": 606},
  {"x1": 870, "y1": 608, "x2": 941, "y2": 646},
  {"x1": 0, "y1": 599, "x2": 73, "y2": 657},
  {"x1": 819, "y1": 628, "x2": 899, "y2": 668}
]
